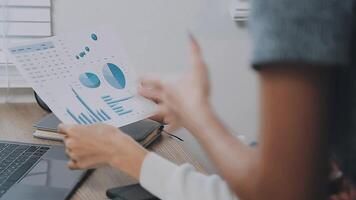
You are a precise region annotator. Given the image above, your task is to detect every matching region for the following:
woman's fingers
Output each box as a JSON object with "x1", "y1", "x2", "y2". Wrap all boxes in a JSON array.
[
  {"x1": 189, "y1": 32, "x2": 201, "y2": 55},
  {"x1": 58, "y1": 123, "x2": 77, "y2": 136},
  {"x1": 140, "y1": 76, "x2": 164, "y2": 91},
  {"x1": 68, "y1": 155, "x2": 103, "y2": 170},
  {"x1": 156, "y1": 105, "x2": 170, "y2": 121},
  {"x1": 189, "y1": 34, "x2": 205, "y2": 69},
  {"x1": 58, "y1": 123, "x2": 69, "y2": 134},
  {"x1": 58, "y1": 123, "x2": 131, "y2": 171},
  {"x1": 164, "y1": 122, "x2": 180, "y2": 132},
  {"x1": 189, "y1": 34, "x2": 210, "y2": 96},
  {"x1": 65, "y1": 145, "x2": 95, "y2": 169},
  {"x1": 138, "y1": 86, "x2": 162, "y2": 103},
  {"x1": 148, "y1": 114, "x2": 165, "y2": 124},
  {"x1": 65, "y1": 148, "x2": 71, "y2": 157},
  {"x1": 67, "y1": 160, "x2": 78, "y2": 170}
]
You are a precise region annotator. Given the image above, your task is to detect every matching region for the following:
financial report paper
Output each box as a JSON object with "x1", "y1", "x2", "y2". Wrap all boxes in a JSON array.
[{"x1": 7, "y1": 27, "x2": 156, "y2": 127}]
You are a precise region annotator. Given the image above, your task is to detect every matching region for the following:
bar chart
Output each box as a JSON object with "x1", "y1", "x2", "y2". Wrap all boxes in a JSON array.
[
  {"x1": 9, "y1": 28, "x2": 156, "y2": 127},
  {"x1": 101, "y1": 95, "x2": 134, "y2": 116},
  {"x1": 66, "y1": 88, "x2": 112, "y2": 125}
]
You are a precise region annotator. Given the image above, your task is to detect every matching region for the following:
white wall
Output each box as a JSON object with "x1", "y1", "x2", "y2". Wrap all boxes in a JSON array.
[{"x1": 52, "y1": 0, "x2": 259, "y2": 172}]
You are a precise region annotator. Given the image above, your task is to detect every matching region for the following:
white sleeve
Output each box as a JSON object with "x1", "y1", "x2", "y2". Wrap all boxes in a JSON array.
[{"x1": 139, "y1": 152, "x2": 238, "y2": 200}]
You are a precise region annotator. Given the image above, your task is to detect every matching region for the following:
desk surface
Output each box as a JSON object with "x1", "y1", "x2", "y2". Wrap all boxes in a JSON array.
[{"x1": 0, "y1": 103, "x2": 205, "y2": 199}]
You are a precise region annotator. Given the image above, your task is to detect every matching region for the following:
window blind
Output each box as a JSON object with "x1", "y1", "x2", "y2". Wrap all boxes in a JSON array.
[{"x1": 0, "y1": 0, "x2": 52, "y2": 88}]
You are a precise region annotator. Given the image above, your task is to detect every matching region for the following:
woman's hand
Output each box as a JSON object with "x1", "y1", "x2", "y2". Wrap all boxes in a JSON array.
[
  {"x1": 139, "y1": 35, "x2": 212, "y2": 132},
  {"x1": 58, "y1": 123, "x2": 148, "y2": 179}
]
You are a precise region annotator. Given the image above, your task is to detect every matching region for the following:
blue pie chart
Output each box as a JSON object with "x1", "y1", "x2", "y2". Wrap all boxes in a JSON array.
[
  {"x1": 103, "y1": 63, "x2": 126, "y2": 89},
  {"x1": 79, "y1": 72, "x2": 101, "y2": 88}
]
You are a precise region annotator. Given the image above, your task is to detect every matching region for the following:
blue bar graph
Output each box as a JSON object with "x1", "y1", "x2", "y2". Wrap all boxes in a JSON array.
[
  {"x1": 89, "y1": 115, "x2": 97, "y2": 123},
  {"x1": 78, "y1": 115, "x2": 88, "y2": 125},
  {"x1": 81, "y1": 113, "x2": 92, "y2": 124},
  {"x1": 119, "y1": 109, "x2": 133, "y2": 116},
  {"x1": 112, "y1": 106, "x2": 123, "y2": 111},
  {"x1": 72, "y1": 88, "x2": 101, "y2": 122},
  {"x1": 97, "y1": 111, "x2": 106, "y2": 121},
  {"x1": 66, "y1": 109, "x2": 81, "y2": 124},
  {"x1": 66, "y1": 89, "x2": 112, "y2": 124},
  {"x1": 101, "y1": 95, "x2": 134, "y2": 117},
  {"x1": 100, "y1": 109, "x2": 111, "y2": 119},
  {"x1": 116, "y1": 109, "x2": 124, "y2": 113},
  {"x1": 105, "y1": 96, "x2": 133, "y2": 105}
]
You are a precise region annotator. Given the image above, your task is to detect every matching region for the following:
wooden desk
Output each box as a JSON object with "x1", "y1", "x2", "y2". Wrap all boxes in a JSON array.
[{"x1": 0, "y1": 103, "x2": 205, "y2": 199}]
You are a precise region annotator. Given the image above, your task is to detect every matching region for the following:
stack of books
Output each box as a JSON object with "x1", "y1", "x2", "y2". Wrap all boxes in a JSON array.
[
  {"x1": 33, "y1": 113, "x2": 64, "y2": 141},
  {"x1": 33, "y1": 113, "x2": 164, "y2": 147}
]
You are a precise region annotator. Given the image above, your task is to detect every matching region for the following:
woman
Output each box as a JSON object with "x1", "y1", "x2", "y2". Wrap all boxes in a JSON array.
[{"x1": 59, "y1": 0, "x2": 356, "y2": 199}]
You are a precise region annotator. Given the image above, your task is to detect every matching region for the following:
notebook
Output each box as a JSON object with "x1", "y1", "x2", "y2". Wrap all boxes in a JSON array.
[{"x1": 33, "y1": 114, "x2": 163, "y2": 147}]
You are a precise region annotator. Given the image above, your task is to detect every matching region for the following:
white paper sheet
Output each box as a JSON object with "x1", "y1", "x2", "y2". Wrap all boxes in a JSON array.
[
  {"x1": 0, "y1": 38, "x2": 42, "y2": 64},
  {"x1": 7, "y1": 27, "x2": 156, "y2": 127}
]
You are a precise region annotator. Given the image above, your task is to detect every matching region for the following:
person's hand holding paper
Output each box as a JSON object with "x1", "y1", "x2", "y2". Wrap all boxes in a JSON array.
[
  {"x1": 57, "y1": 35, "x2": 212, "y2": 181},
  {"x1": 139, "y1": 35, "x2": 212, "y2": 132},
  {"x1": 58, "y1": 123, "x2": 148, "y2": 179}
]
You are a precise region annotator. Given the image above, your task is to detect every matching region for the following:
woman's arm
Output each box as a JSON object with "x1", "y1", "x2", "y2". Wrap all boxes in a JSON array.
[
  {"x1": 58, "y1": 63, "x2": 331, "y2": 200},
  {"x1": 58, "y1": 123, "x2": 240, "y2": 200},
  {"x1": 139, "y1": 36, "x2": 332, "y2": 199},
  {"x1": 186, "y1": 65, "x2": 331, "y2": 200},
  {"x1": 139, "y1": 152, "x2": 238, "y2": 200},
  {"x1": 256, "y1": 66, "x2": 330, "y2": 199},
  {"x1": 58, "y1": 37, "x2": 332, "y2": 200}
]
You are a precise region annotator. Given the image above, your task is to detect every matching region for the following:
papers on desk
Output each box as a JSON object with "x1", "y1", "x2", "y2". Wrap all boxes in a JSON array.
[{"x1": 7, "y1": 27, "x2": 156, "y2": 127}]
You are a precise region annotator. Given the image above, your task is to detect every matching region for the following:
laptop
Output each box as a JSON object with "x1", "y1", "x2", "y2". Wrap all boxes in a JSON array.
[{"x1": 0, "y1": 141, "x2": 87, "y2": 200}]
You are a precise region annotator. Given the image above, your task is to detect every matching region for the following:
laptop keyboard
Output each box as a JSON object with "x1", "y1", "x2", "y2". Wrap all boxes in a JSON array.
[{"x1": 0, "y1": 143, "x2": 50, "y2": 197}]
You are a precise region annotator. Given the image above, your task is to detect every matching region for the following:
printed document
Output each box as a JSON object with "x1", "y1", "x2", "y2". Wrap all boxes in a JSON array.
[{"x1": 8, "y1": 27, "x2": 156, "y2": 127}]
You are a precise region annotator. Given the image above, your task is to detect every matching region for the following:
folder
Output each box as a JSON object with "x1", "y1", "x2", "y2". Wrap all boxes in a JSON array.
[{"x1": 33, "y1": 114, "x2": 163, "y2": 147}]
